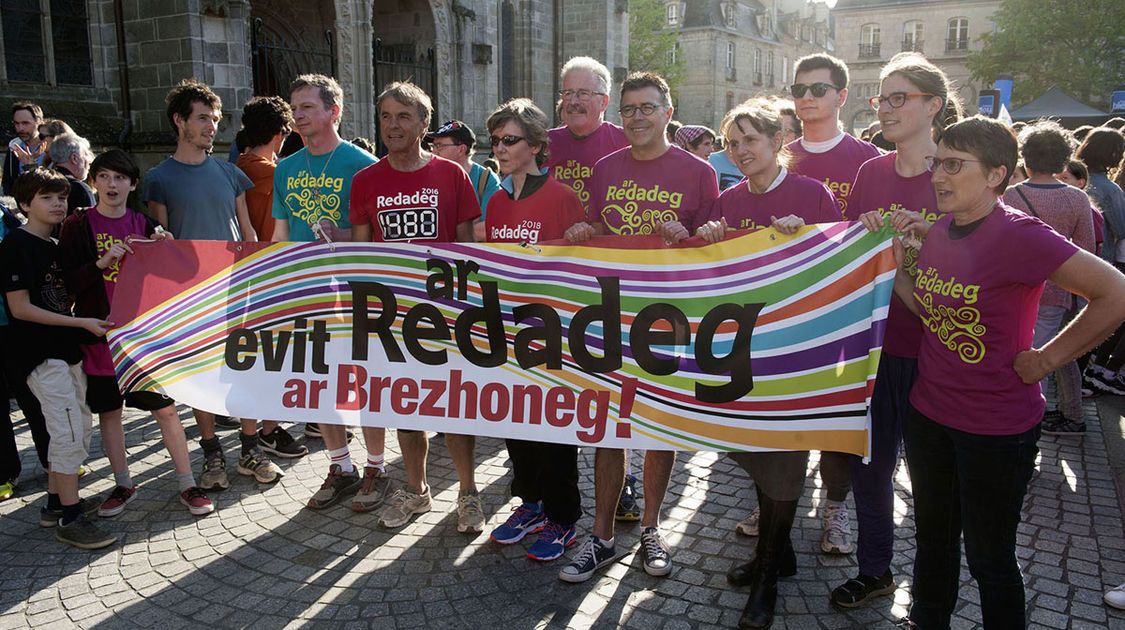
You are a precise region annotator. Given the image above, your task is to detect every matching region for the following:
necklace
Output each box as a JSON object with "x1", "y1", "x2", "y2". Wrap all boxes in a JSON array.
[{"x1": 305, "y1": 141, "x2": 341, "y2": 201}]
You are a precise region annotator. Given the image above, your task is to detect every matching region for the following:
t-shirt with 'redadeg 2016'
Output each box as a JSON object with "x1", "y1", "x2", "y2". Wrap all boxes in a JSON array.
[
  {"x1": 589, "y1": 145, "x2": 719, "y2": 235},
  {"x1": 349, "y1": 155, "x2": 480, "y2": 243}
]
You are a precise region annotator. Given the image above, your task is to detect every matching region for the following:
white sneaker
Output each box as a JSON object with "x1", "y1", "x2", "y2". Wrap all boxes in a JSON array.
[
  {"x1": 1105, "y1": 582, "x2": 1125, "y2": 610},
  {"x1": 821, "y1": 505, "x2": 855, "y2": 554}
]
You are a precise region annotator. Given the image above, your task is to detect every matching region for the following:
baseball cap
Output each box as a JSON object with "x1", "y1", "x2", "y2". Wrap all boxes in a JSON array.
[{"x1": 425, "y1": 120, "x2": 476, "y2": 146}]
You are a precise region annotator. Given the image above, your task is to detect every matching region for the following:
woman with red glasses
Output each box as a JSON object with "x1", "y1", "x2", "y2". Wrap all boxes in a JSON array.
[
  {"x1": 837, "y1": 52, "x2": 962, "y2": 612},
  {"x1": 867, "y1": 116, "x2": 1125, "y2": 629}
]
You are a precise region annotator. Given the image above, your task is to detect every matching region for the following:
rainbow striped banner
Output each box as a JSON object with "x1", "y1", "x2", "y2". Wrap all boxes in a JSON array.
[{"x1": 107, "y1": 223, "x2": 895, "y2": 455}]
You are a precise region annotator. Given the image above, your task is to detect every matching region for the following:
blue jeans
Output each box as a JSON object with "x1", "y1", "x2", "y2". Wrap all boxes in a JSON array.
[
  {"x1": 903, "y1": 406, "x2": 1038, "y2": 630},
  {"x1": 849, "y1": 353, "x2": 917, "y2": 577}
]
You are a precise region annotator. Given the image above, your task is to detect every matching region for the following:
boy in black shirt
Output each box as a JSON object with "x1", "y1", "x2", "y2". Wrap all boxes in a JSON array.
[{"x1": 0, "y1": 168, "x2": 114, "y2": 549}]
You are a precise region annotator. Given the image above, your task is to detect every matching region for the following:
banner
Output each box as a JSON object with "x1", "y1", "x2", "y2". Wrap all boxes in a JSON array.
[{"x1": 107, "y1": 223, "x2": 896, "y2": 455}]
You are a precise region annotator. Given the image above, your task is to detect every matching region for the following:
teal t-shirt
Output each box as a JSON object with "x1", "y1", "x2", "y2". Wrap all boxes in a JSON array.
[
  {"x1": 271, "y1": 142, "x2": 377, "y2": 242},
  {"x1": 468, "y1": 162, "x2": 502, "y2": 221}
]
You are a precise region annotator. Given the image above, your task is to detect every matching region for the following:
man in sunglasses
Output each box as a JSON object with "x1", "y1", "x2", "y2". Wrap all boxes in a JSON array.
[
  {"x1": 559, "y1": 71, "x2": 719, "y2": 584},
  {"x1": 778, "y1": 53, "x2": 880, "y2": 561},
  {"x1": 545, "y1": 57, "x2": 629, "y2": 213},
  {"x1": 424, "y1": 120, "x2": 501, "y2": 241},
  {"x1": 3, "y1": 101, "x2": 46, "y2": 197},
  {"x1": 350, "y1": 81, "x2": 484, "y2": 534}
]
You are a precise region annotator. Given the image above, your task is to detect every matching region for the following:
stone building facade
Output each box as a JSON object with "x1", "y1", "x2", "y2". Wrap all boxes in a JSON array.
[
  {"x1": 670, "y1": 0, "x2": 834, "y2": 130},
  {"x1": 0, "y1": 0, "x2": 628, "y2": 176},
  {"x1": 832, "y1": 0, "x2": 1001, "y2": 135}
]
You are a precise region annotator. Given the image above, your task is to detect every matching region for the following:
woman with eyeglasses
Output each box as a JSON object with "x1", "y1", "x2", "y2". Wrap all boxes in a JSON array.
[
  {"x1": 836, "y1": 52, "x2": 962, "y2": 612},
  {"x1": 865, "y1": 116, "x2": 1125, "y2": 629},
  {"x1": 481, "y1": 98, "x2": 587, "y2": 562},
  {"x1": 36, "y1": 119, "x2": 73, "y2": 169},
  {"x1": 689, "y1": 98, "x2": 841, "y2": 630}
]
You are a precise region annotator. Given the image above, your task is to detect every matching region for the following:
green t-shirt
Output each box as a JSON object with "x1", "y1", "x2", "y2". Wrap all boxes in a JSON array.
[{"x1": 271, "y1": 142, "x2": 377, "y2": 242}]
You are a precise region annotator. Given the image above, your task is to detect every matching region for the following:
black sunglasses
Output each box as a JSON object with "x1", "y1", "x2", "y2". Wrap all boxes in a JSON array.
[
  {"x1": 489, "y1": 134, "x2": 525, "y2": 147},
  {"x1": 789, "y1": 82, "x2": 840, "y2": 98}
]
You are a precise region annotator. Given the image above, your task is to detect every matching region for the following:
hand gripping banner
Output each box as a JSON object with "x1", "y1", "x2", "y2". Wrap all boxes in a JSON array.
[{"x1": 107, "y1": 223, "x2": 896, "y2": 455}]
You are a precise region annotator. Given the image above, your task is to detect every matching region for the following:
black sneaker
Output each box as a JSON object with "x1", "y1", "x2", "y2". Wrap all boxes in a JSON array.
[
  {"x1": 830, "y1": 569, "x2": 895, "y2": 608},
  {"x1": 304, "y1": 423, "x2": 353, "y2": 442},
  {"x1": 258, "y1": 426, "x2": 308, "y2": 458},
  {"x1": 56, "y1": 514, "x2": 116, "y2": 549},
  {"x1": 1042, "y1": 417, "x2": 1086, "y2": 436},
  {"x1": 558, "y1": 536, "x2": 617, "y2": 583},
  {"x1": 214, "y1": 415, "x2": 240, "y2": 429},
  {"x1": 40, "y1": 497, "x2": 100, "y2": 528},
  {"x1": 307, "y1": 464, "x2": 362, "y2": 509}
]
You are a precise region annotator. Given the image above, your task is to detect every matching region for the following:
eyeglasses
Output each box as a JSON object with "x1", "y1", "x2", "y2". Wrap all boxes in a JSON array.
[
  {"x1": 925, "y1": 156, "x2": 981, "y2": 174},
  {"x1": 869, "y1": 92, "x2": 936, "y2": 110},
  {"x1": 489, "y1": 135, "x2": 525, "y2": 147},
  {"x1": 431, "y1": 141, "x2": 459, "y2": 151},
  {"x1": 618, "y1": 103, "x2": 662, "y2": 118},
  {"x1": 559, "y1": 89, "x2": 606, "y2": 102},
  {"x1": 39, "y1": 133, "x2": 54, "y2": 140},
  {"x1": 789, "y1": 82, "x2": 839, "y2": 98}
]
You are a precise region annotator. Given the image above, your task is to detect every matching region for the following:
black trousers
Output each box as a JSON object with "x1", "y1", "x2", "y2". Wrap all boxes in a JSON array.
[{"x1": 505, "y1": 439, "x2": 581, "y2": 527}]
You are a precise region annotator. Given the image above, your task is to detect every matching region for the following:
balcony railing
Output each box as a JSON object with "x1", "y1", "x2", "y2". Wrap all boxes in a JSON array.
[
  {"x1": 858, "y1": 43, "x2": 881, "y2": 58},
  {"x1": 945, "y1": 38, "x2": 968, "y2": 52},
  {"x1": 901, "y1": 39, "x2": 924, "y2": 53},
  {"x1": 725, "y1": 65, "x2": 737, "y2": 81}
]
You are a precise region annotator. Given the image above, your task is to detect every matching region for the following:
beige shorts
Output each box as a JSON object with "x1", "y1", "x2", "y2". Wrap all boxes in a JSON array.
[{"x1": 27, "y1": 359, "x2": 93, "y2": 475}]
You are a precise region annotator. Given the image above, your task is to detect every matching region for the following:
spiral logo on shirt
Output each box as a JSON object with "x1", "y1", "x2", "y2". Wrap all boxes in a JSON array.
[
  {"x1": 916, "y1": 292, "x2": 987, "y2": 364},
  {"x1": 603, "y1": 203, "x2": 679, "y2": 235},
  {"x1": 569, "y1": 179, "x2": 590, "y2": 206},
  {"x1": 285, "y1": 188, "x2": 343, "y2": 227}
]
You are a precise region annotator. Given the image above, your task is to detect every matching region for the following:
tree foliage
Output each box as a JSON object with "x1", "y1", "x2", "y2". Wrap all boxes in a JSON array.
[
  {"x1": 967, "y1": 0, "x2": 1125, "y2": 109},
  {"x1": 629, "y1": 0, "x2": 685, "y2": 95}
]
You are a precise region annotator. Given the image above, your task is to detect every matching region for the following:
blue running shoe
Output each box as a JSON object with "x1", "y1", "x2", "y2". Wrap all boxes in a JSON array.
[
  {"x1": 527, "y1": 521, "x2": 577, "y2": 562},
  {"x1": 490, "y1": 502, "x2": 546, "y2": 544}
]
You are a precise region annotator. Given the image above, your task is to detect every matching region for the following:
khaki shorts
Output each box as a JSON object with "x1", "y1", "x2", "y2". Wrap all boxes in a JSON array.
[{"x1": 27, "y1": 359, "x2": 93, "y2": 475}]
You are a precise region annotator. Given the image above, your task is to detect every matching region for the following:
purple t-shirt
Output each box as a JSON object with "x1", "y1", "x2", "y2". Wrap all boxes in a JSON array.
[
  {"x1": 787, "y1": 134, "x2": 881, "y2": 220},
  {"x1": 546, "y1": 122, "x2": 629, "y2": 213},
  {"x1": 590, "y1": 146, "x2": 719, "y2": 234},
  {"x1": 909, "y1": 204, "x2": 1080, "y2": 435},
  {"x1": 849, "y1": 152, "x2": 937, "y2": 358},
  {"x1": 709, "y1": 171, "x2": 840, "y2": 229},
  {"x1": 82, "y1": 208, "x2": 151, "y2": 376}
]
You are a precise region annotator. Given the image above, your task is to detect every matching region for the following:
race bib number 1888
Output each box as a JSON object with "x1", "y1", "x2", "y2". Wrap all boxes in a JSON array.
[{"x1": 377, "y1": 207, "x2": 439, "y2": 241}]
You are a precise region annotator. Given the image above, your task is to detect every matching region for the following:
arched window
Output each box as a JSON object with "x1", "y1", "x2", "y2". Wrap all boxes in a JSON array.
[
  {"x1": 902, "y1": 20, "x2": 923, "y2": 52},
  {"x1": 859, "y1": 23, "x2": 881, "y2": 58},
  {"x1": 947, "y1": 17, "x2": 969, "y2": 51},
  {"x1": 727, "y1": 42, "x2": 735, "y2": 69}
]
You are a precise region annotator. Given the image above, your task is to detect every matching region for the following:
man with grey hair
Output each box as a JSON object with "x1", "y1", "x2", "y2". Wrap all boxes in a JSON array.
[
  {"x1": 48, "y1": 132, "x2": 95, "y2": 215},
  {"x1": 544, "y1": 56, "x2": 628, "y2": 213}
]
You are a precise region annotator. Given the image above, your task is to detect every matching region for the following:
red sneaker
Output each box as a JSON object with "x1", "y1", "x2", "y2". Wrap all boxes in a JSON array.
[
  {"x1": 180, "y1": 487, "x2": 214, "y2": 515},
  {"x1": 97, "y1": 485, "x2": 137, "y2": 517}
]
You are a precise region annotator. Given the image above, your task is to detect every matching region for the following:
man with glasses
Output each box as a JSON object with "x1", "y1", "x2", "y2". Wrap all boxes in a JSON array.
[
  {"x1": 350, "y1": 81, "x2": 483, "y2": 533},
  {"x1": 47, "y1": 133, "x2": 95, "y2": 216},
  {"x1": 773, "y1": 53, "x2": 880, "y2": 561},
  {"x1": 4, "y1": 102, "x2": 47, "y2": 196},
  {"x1": 546, "y1": 57, "x2": 629, "y2": 213},
  {"x1": 425, "y1": 120, "x2": 501, "y2": 241},
  {"x1": 270, "y1": 75, "x2": 384, "y2": 509},
  {"x1": 559, "y1": 71, "x2": 719, "y2": 584}
]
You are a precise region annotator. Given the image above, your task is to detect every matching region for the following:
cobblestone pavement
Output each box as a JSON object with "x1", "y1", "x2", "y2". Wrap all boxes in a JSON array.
[{"x1": 2, "y1": 395, "x2": 1124, "y2": 629}]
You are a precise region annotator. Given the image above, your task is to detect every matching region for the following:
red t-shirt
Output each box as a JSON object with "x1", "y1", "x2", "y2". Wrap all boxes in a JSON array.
[
  {"x1": 349, "y1": 156, "x2": 480, "y2": 242},
  {"x1": 590, "y1": 146, "x2": 719, "y2": 235},
  {"x1": 909, "y1": 204, "x2": 1080, "y2": 435},
  {"x1": 708, "y1": 171, "x2": 840, "y2": 229},
  {"x1": 485, "y1": 176, "x2": 585, "y2": 244}
]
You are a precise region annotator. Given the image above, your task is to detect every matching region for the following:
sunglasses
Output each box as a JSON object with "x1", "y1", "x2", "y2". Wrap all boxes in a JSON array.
[
  {"x1": 869, "y1": 92, "x2": 936, "y2": 110},
  {"x1": 789, "y1": 82, "x2": 839, "y2": 98},
  {"x1": 489, "y1": 134, "x2": 525, "y2": 147},
  {"x1": 925, "y1": 156, "x2": 981, "y2": 175}
]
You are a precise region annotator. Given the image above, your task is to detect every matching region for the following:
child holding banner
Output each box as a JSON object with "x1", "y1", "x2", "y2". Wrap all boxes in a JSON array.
[
  {"x1": 482, "y1": 98, "x2": 586, "y2": 562},
  {"x1": 0, "y1": 168, "x2": 112, "y2": 548},
  {"x1": 58, "y1": 149, "x2": 214, "y2": 518},
  {"x1": 687, "y1": 98, "x2": 841, "y2": 630}
]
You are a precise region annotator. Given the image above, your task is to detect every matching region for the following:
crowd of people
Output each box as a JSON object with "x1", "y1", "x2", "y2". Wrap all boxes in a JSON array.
[{"x1": 3, "y1": 50, "x2": 1125, "y2": 630}]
